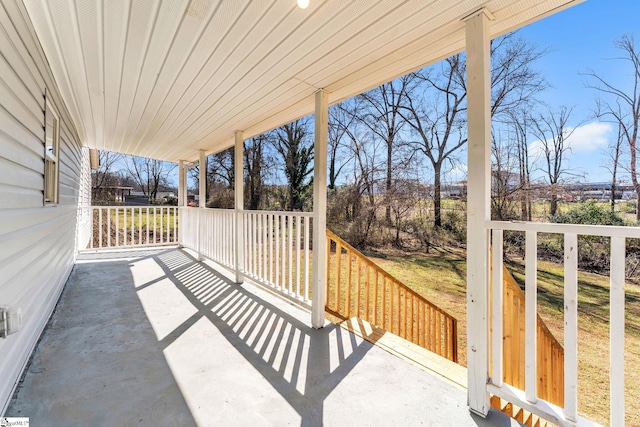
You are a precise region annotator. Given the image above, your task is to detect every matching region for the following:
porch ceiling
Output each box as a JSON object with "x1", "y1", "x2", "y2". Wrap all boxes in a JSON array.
[{"x1": 24, "y1": 0, "x2": 579, "y2": 162}]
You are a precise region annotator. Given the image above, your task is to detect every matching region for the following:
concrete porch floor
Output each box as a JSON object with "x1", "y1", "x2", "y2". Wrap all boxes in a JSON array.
[{"x1": 7, "y1": 247, "x2": 516, "y2": 426}]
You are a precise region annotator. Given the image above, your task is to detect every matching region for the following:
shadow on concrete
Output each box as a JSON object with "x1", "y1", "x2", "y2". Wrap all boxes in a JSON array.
[
  {"x1": 8, "y1": 247, "x2": 517, "y2": 426},
  {"x1": 148, "y1": 248, "x2": 376, "y2": 426}
]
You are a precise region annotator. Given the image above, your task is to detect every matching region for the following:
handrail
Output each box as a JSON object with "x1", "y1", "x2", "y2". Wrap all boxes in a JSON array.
[
  {"x1": 500, "y1": 265, "x2": 564, "y2": 407},
  {"x1": 325, "y1": 229, "x2": 458, "y2": 362}
]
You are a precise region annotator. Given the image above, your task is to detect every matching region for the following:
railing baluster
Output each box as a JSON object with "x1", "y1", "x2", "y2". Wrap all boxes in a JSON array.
[
  {"x1": 364, "y1": 265, "x2": 370, "y2": 321},
  {"x1": 355, "y1": 257, "x2": 361, "y2": 318},
  {"x1": 345, "y1": 251, "x2": 352, "y2": 318},
  {"x1": 275, "y1": 215, "x2": 280, "y2": 288},
  {"x1": 610, "y1": 236, "x2": 626, "y2": 427},
  {"x1": 288, "y1": 214, "x2": 293, "y2": 295},
  {"x1": 525, "y1": 230, "x2": 538, "y2": 403},
  {"x1": 335, "y1": 241, "x2": 342, "y2": 312},
  {"x1": 267, "y1": 214, "x2": 273, "y2": 284},
  {"x1": 98, "y1": 208, "x2": 102, "y2": 248},
  {"x1": 382, "y1": 277, "x2": 387, "y2": 330},
  {"x1": 153, "y1": 207, "x2": 157, "y2": 244},
  {"x1": 304, "y1": 217, "x2": 310, "y2": 301},
  {"x1": 373, "y1": 271, "x2": 378, "y2": 326},
  {"x1": 263, "y1": 213, "x2": 268, "y2": 283},
  {"x1": 296, "y1": 215, "x2": 301, "y2": 298},
  {"x1": 492, "y1": 229, "x2": 504, "y2": 387},
  {"x1": 124, "y1": 207, "x2": 128, "y2": 246},
  {"x1": 160, "y1": 208, "x2": 162, "y2": 243},
  {"x1": 564, "y1": 233, "x2": 578, "y2": 423},
  {"x1": 115, "y1": 208, "x2": 120, "y2": 247},
  {"x1": 280, "y1": 215, "x2": 286, "y2": 290}
]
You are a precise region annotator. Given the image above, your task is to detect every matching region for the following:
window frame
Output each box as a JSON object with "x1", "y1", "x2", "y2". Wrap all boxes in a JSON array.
[{"x1": 44, "y1": 98, "x2": 60, "y2": 205}]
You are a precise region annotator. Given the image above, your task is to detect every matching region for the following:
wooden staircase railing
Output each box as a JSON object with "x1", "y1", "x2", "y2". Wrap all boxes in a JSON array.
[
  {"x1": 325, "y1": 229, "x2": 457, "y2": 362},
  {"x1": 498, "y1": 265, "x2": 564, "y2": 407}
]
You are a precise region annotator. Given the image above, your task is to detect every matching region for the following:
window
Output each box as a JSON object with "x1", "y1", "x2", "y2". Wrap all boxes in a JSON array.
[{"x1": 44, "y1": 101, "x2": 60, "y2": 204}]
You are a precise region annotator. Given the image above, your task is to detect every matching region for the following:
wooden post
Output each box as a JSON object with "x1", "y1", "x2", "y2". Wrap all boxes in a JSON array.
[
  {"x1": 312, "y1": 89, "x2": 328, "y2": 329},
  {"x1": 234, "y1": 131, "x2": 245, "y2": 284},
  {"x1": 465, "y1": 8, "x2": 492, "y2": 418}
]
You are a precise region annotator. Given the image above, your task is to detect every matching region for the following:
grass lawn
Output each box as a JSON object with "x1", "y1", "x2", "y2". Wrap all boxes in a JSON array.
[{"x1": 366, "y1": 247, "x2": 640, "y2": 426}]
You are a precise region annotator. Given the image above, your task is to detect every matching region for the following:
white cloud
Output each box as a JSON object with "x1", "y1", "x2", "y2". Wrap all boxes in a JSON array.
[
  {"x1": 565, "y1": 121, "x2": 613, "y2": 152},
  {"x1": 529, "y1": 121, "x2": 614, "y2": 158}
]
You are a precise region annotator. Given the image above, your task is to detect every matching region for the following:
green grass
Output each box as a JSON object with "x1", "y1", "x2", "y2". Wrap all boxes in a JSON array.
[{"x1": 367, "y1": 247, "x2": 640, "y2": 426}]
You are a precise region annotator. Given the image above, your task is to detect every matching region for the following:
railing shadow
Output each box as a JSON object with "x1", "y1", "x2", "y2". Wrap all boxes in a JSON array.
[{"x1": 145, "y1": 248, "x2": 376, "y2": 426}]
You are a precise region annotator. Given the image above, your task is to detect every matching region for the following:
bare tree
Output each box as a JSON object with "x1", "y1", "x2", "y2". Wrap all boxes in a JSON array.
[
  {"x1": 328, "y1": 103, "x2": 356, "y2": 190},
  {"x1": 584, "y1": 34, "x2": 640, "y2": 219},
  {"x1": 125, "y1": 156, "x2": 176, "y2": 203},
  {"x1": 244, "y1": 135, "x2": 268, "y2": 210},
  {"x1": 491, "y1": 130, "x2": 522, "y2": 220},
  {"x1": 509, "y1": 108, "x2": 533, "y2": 220},
  {"x1": 272, "y1": 119, "x2": 314, "y2": 211},
  {"x1": 91, "y1": 150, "x2": 122, "y2": 192},
  {"x1": 358, "y1": 75, "x2": 411, "y2": 224},
  {"x1": 531, "y1": 106, "x2": 577, "y2": 216},
  {"x1": 400, "y1": 33, "x2": 546, "y2": 228},
  {"x1": 398, "y1": 55, "x2": 468, "y2": 229}
]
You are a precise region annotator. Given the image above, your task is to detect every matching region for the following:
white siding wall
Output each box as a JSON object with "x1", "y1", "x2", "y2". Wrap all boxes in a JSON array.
[{"x1": 0, "y1": 0, "x2": 86, "y2": 413}]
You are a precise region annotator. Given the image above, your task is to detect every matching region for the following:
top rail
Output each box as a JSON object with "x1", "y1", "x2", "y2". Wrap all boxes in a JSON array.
[{"x1": 489, "y1": 220, "x2": 640, "y2": 238}]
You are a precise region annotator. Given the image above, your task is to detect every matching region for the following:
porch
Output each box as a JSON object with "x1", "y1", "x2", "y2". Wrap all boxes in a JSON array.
[{"x1": 6, "y1": 247, "x2": 513, "y2": 426}]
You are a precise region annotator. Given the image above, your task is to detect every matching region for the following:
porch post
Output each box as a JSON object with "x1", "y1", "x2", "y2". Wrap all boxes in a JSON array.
[
  {"x1": 196, "y1": 150, "x2": 206, "y2": 260},
  {"x1": 178, "y1": 160, "x2": 185, "y2": 207},
  {"x1": 465, "y1": 8, "x2": 492, "y2": 417},
  {"x1": 234, "y1": 131, "x2": 245, "y2": 284},
  {"x1": 199, "y1": 150, "x2": 206, "y2": 208},
  {"x1": 311, "y1": 89, "x2": 328, "y2": 329}
]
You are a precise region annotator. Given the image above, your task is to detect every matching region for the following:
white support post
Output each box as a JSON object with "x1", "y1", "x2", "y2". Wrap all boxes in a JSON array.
[
  {"x1": 199, "y1": 150, "x2": 206, "y2": 208},
  {"x1": 178, "y1": 160, "x2": 185, "y2": 246},
  {"x1": 196, "y1": 150, "x2": 206, "y2": 261},
  {"x1": 312, "y1": 89, "x2": 328, "y2": 329},
  {"x1": 234, "y1": 131, "x2": 245, "y2": 284},
  {"x1": 465, "y1": 8, "x2": 492, "y2": 417},
  {"x1": 178, "y1": 160, "x2": 185, "y2": 207}
]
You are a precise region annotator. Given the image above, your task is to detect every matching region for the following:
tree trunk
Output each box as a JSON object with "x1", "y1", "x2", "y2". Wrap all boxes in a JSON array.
[
  {"x1": 550, "y1": 191, "x2": 558, "y2": 217},
  {"x1": 630, "y1": 135, "x2": 640, "y2": 221},
  {"x1": 433, "y1": 162, "x2": 442, "y2": 228},
  {"x1": 385, "y1": 139, "x2": 392, "y2": 225}
]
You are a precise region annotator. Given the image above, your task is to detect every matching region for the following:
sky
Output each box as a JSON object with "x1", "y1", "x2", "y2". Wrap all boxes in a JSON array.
[{"x1": 514, "y1": 0, "x2": 640, "y2": 183}]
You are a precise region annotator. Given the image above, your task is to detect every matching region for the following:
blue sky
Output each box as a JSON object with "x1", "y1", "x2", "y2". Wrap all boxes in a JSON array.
[{"x1": 515, "y1": 0, "x2": 640, "y2": 183}]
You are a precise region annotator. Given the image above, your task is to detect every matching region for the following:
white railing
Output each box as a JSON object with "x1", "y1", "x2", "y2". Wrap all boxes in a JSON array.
[
  {"x1": 179, "y1": 208, "x2": 313, "y2": 307},
  {"x1": 87, "y1": 206, "x2": 179, "y2": 249},
  {"x1": 487, "y1": 220, "x2": 637, "y2": 427},
  {"x1": 243, "y1": 211, "x2": 313, "y2": 307},
  {"x1": 202, "y1": 208, "x2": 236, "y2": 269}
]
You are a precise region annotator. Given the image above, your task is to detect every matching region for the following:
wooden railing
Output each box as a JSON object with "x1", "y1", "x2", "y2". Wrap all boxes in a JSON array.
[
  {"x1": 325, "y1": 229, "x2": 457, "y2": 362},
  {"x1": 499, "y1": 265, "x2": 564, "y2": 407}
]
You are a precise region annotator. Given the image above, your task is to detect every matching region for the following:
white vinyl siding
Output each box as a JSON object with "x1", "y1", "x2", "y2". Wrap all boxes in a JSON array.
[{"x1": 0, "y1": 0, "x2": 86, "y2": 414}]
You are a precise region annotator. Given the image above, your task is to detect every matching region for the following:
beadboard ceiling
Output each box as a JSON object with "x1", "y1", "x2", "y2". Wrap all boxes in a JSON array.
[{"x1": 23, "y1": 0, "x2": 579, "y2": 162}]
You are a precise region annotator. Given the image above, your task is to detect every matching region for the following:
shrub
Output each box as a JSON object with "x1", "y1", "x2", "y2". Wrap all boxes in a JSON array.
[{"x1": 549, "y1": 201, "x2": 625, "y2": 226}]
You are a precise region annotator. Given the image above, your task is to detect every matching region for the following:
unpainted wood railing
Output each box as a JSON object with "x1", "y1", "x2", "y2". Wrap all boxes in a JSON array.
[
  {"x1": 499, "y1": 265, "x2": 564, "y2": 407},
  {"x1": 325, "y1": 229, "x2": 457, "y2": 362}
]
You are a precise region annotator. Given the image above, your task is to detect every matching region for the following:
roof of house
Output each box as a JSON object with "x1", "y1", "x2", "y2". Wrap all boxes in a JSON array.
[{"x1": 23, "y1": 0, "x2": 580, "y2": 163}]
